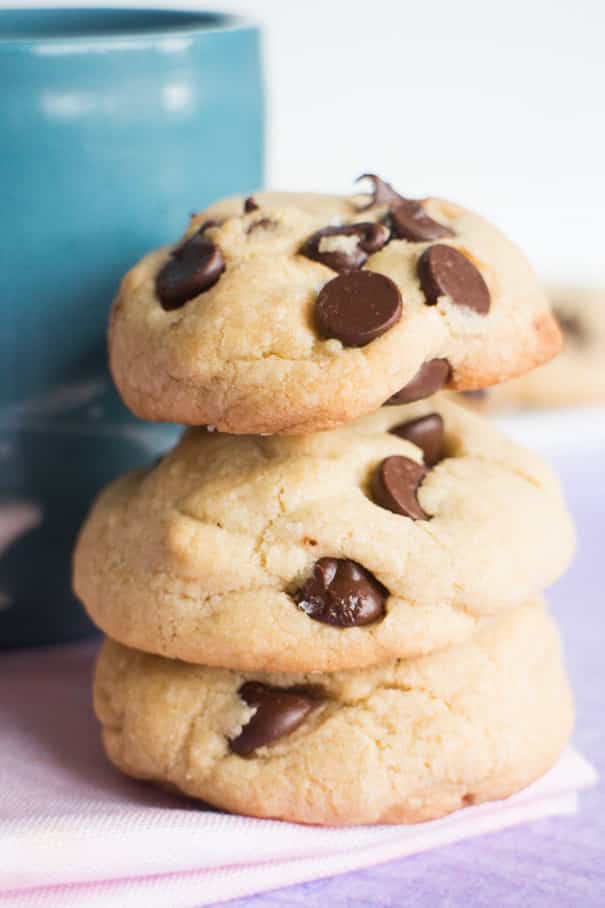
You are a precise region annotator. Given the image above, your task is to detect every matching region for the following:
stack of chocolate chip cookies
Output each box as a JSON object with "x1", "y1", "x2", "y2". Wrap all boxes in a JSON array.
[{"x1": 74, "y1": 176, "x2": 576, "y2": 826}]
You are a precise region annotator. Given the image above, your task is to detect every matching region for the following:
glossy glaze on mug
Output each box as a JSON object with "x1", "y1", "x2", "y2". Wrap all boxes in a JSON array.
[{"x1": 0, "y1": 9, "x2": 264, "y2": 647}]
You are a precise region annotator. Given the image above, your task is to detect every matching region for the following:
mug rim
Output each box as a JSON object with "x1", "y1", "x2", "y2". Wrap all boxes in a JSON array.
[{"x1": 0, "y1": 6, "x2": 256, "y2": 45}]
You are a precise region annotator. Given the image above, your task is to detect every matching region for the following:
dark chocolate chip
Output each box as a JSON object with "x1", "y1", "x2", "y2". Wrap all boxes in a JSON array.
[
  {"x1": 197, "y1": 218, "x2": 221, "y2": 233},
  {"x1": 315, "y1": 271, "x2": 402, "y2": 347},
  {"x1": 556, "y1": 310, "x2": 585, "y2": 344},
  {"x1": 244, "y1": 196, "x2": 259, "y2": 213},
  {"x1": 356, "y1": 173, "x2": 404, "y2": 210},
  {"x1": 156, "y1": 228, "x2": 225, "y2": 311},
  {"x1": 356, "y1": 176, "x2": 454, "y2": 239},
  {"x1": 390, "y1": 201, "x2": 454, "y2": 243},
  {"x1": 418, "y1": 245, "x2": 490, "y2": 314},
  {"x1": 247, "y1": 217, "x2": 275, "y2": 234},
  {"x1": 390, "y1": 413, "x2": 445, "y2": 467},
  {"x1": 294, "y1": 558, "x2": 388, "y2": 627},
  {"x1": 230, "y1": 682, "x2": 315, "y2": 756},
  {"x1": 189, "y1": 213, "x2": 220, "y2": 225},
  {"x1": 373, "y1": 456, "x2": 429, "y2": 520},
  {"x1": 459, "y1": 389, "x2": 487, "y2": 402},
  {"x1": 301, "y1": 222, "x2": 390, "y2": 272},
  {"x1": 387, "y1": 359, "x2": 451, "y2": 405}
]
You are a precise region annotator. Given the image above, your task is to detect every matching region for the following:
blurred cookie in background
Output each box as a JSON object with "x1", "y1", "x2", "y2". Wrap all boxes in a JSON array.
[{"x1": 456, "y1": 287, "x2": 605, "y2": 411}]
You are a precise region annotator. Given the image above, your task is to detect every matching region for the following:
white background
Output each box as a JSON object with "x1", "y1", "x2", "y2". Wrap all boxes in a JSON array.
[{"x1": 4, "y1": 0, "x2": 605, "y2": 285}]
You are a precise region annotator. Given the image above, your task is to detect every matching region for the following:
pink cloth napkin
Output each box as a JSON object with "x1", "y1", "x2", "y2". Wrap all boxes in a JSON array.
[{"x1": 0, "y1": 641, "x2": 596, "y2": 908}]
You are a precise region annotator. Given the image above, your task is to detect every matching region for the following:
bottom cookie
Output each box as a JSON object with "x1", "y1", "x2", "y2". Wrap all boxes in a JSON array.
[{"x1": 95, "y1": 600, "x2": 573, "y2": 826}]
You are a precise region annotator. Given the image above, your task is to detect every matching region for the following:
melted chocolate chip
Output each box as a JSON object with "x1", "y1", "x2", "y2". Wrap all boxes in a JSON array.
[
  {"x1": 390, "y1": 413, "x2": 445, "y2": 467},
  {"x1": 418, "y1": 245, "x2": 490, "y2": 314},
  {"x1": 197, "y1": 218, "x2": 221, "y2": 233},
  {"x1": 356, "y1": 174, "x2": 404, "y2": 210},
  {"x1": 390, "y1": 201, "x2": 454, "y2": 243},
  {"x1": 156, "y1": 228, "x2": 225, "y2": 311},
  {"x1": 459, "y1": 389, "x2": 487, "y2": 402},
  {"x1": 315, "y1": 271, "x2": 402, "y2": 347},
  {"x1": 295, "y1": 558, "x2": 388, "y2": 627},
  {"x1": 373, "y1": 456, "x2": 429, "y2": 520},
  {"x1": 556, "y1": 310, "x2": 585, "y2": 344},
  {"x1": 387, "y1": 359, "x2": 452, "y2": 405},
  {"x1": 356, "y1": 175, "x2": 455, "y2": 241},
  {"x1": 244, "y1": 196, "x2": 259, "y2": 213},
  {"x1": 230, "y1": 682, "x2": 315, "y2": 756},
  {"x1": 247, "y1": 217, "x2": 275, "y2": 234},
  {"x1": 301, "y1": 222, "x2": 390, "y2": 273}
]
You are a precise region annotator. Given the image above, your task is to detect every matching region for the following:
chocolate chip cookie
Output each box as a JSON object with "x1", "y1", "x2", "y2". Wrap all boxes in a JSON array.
[
  {"x1": 73, "y1": 398, "x2": 575, "y2": 672},
  {"x1": 94, "y1": 600, "x2": 573, "y2": 825},
  {"x1": 108, "y1": 177, "x2": 561, "y2": 434}
]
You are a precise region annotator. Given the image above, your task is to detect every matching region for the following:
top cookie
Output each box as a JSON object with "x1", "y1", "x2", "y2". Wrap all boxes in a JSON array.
[{"x1": 109, "y1": 176, "x2": 561, "y2": 434}]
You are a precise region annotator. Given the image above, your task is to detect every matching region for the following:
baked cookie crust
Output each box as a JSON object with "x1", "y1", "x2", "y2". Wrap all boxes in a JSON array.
[
  {"x1": 74, "y1": 398, "x2": 575, "y2": 672},
  {"x1": 109, "y1": 183, "x2": 561, "y2": 434},
  {"x1": 95, "y1": 601, "x2": 574, "y2": 826}
]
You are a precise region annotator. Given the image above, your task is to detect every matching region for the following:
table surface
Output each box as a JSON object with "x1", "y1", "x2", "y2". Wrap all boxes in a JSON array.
[{"x1": 225, "y1": 446, "x2": 604, "y2": 908}]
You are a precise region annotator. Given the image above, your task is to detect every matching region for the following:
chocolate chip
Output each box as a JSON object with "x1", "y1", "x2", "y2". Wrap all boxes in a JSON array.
[
  {"x1": 295, "y1": 558, "x2": 387, "y2": 627},
  {"x1": 230, "y1": 682, "x2": 315, "y2": 756},
  {"x1": 156, "y1": 228, "x2": 225, "y2": 310},
  {"x1": 459, "y1": 389, "x2": 487, "y2": 402},
  {"x1": 390, "y1": 413, "x2": 445, "y2": 467},
  {"x1": 356, "y1": 175, "x2": 454, "y2": 238},
  {"x1": 390, "y1": 201, "x2": 454, "y2": 243},
  {"x1": 315, "y1": 271, "x2": 402, "y2": 347},
  {"x1": 189, "y1": 213, "x2": 221, "y2": 226},
  {"x1": 387, "y1": 359, "x2": 451, "y2": 404},
  {"x1": 197, "y1": 218, "x2": 221, "y2": 233},
  {"x1": 356, "y1": 173, "x2": 404, "y2": 210},
  {"x1": 244, "y1": 196, "x2": 259, "y2": 213},
  {"x1": 556, "y1": 311, "x2": 585, "y2": 344},
  {"x1": 246, "y1": 217, "x2": 275, "y2": 234},
  {"x1": 418, "y1": 245, "x2": 490, "y2": 314},
  {"x1": 301, "y1": 222, "x2": 390, "y2": 272},
  {"x1": 373, "y1": 456, "x2": 429, "y2": 520}
]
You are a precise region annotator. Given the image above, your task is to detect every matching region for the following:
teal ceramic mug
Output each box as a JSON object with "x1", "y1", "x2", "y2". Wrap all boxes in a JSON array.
[{"x1": 0, "y1": 8, "x2": 264, "y2": 647}]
